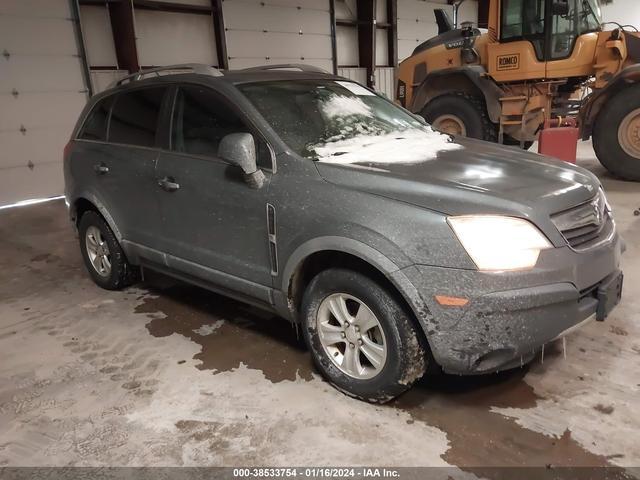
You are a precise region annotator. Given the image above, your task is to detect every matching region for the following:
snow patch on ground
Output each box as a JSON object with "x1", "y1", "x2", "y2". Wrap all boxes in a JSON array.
[
  {"x1": 314, "y1": 128, "x2": 462, "y2": 165},
  {"x1": 193, "y1": 320, "x2": 225, "y2": 336}
]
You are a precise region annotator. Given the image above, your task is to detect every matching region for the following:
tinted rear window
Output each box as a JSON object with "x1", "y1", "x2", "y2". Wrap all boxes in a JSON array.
[
  {"x1": 109, "y1": 87, "x2": 166, "y2": 147},
  {"x1": 78, "y1": 97, "x2": 113, "y2": 141}
]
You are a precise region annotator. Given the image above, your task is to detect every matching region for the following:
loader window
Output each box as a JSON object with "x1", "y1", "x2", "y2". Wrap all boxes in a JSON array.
[
  {"x1": 549, "y1": 0, "x2": 601, "y2": 60},
  {"x1": 500, "y1": 0, "x2": 546, "y2": 60}
]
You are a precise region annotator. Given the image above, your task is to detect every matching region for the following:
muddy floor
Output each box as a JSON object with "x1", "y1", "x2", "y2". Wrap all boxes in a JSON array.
[{"x1": 0, "y1": 145, "x2": 639, "y2": 476}]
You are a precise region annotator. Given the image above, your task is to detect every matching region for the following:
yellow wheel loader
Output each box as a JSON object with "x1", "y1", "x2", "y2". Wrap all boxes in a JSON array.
[{"x1": 396, "y1": 0, "x2": 640, "y2": 180}]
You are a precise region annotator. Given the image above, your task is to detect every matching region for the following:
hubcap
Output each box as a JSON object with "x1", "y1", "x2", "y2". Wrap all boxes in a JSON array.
[
  {"x1": 85, "y1": 226, "x2": 111, "y2": 277},
  {"x1": 618, "y1": 107, "x2": 640, "y2": 159},
  {"x1": 316, "y1": 293, "x2": 387, "y2": 380},
  {"x1": 433, "y1": 114, "x2": 467, "y2": 136}
]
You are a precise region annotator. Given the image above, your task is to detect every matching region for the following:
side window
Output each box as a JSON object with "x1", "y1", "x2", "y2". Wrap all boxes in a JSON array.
[
  {"x1": 78, "y1": 97, "x2": 113, "y2": 141},
  {"x1": 550, "y1": 0, "x2": 578, "y2": 60},
  {"x1": 501, "y1": 0, "x2": 546, "y2": 60},
  {"x1": 171, "y1": 86, "x2": 272, "y2": 169},
  {"x1": 108, "y1": 87, "x2": 166, "y2": 147}
]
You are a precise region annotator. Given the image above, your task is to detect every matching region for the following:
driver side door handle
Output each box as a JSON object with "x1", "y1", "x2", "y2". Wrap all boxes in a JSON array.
[{"x1": 157, "y1": 176, "x2": 180, "y2": 192}]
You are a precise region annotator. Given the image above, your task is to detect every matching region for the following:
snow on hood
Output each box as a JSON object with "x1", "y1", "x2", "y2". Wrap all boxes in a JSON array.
[{"x1": 313, "y1": 127, "x2": 464, "y2": 165}]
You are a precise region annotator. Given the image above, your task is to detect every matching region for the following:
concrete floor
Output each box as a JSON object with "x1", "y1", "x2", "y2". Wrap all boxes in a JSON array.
[{"x1": 0, "y1": 143, "x2": 639, "y2": 475}]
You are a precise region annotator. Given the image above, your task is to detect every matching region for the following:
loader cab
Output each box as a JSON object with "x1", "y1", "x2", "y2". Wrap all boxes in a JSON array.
[{"x1": 488, "y1": 0, "x2": 603, "y2": 81}]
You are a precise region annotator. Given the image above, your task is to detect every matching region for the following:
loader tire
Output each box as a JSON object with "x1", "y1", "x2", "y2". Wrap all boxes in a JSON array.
[
  {"x1": 421, "y1": 93, "x2": 498, "y2": 142},
  {"x1": 593, "y1": 84, "x2": 640, "y2": 181}
]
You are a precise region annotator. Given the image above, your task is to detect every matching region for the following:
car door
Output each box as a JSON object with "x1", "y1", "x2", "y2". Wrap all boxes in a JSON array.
[
  {"x1": 154, "y1": 84, "x2": 274, "y2": 303},
  {"x1": 75, "y1": 86, "x2": 168, "y2": 250}
]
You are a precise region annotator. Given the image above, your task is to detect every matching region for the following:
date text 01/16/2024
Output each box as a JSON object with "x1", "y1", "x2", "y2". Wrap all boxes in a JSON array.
[{"x1": 232, "y1": 468, "x2": 401, "y2": 478}]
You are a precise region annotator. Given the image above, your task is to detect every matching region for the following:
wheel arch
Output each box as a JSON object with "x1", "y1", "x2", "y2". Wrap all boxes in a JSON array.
[
  {"x1": 70, "y1": 194, "x2": 123, "y2": 243},
  {"x1": 580, "y1": 64, "x2": 640, "y2": 140},
  {"x1": 410, "y1": 66, "x2": 503, "y2": 123},
  {"x1": 280, "y1": 238, "x2": 437, "y2": 358}
]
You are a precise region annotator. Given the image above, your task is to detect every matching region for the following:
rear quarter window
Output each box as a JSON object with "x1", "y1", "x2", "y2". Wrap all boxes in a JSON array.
[{"x1": 77, "y1": 97, "x2": 113, "y2": 141}]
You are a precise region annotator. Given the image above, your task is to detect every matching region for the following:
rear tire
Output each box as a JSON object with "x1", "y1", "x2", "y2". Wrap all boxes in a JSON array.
[
  {"x1": 421, "y1": 93, "x2": 498, "y2": 142},
  {"x1": 301, "y1": 268, "x2": 427, "y2": 403},
  {"x1": 593, "y1": 85, "x2": 640, "y2": 181},
  {"x1": 78, "y1": 211, "x2": 139, "y2": 290}
]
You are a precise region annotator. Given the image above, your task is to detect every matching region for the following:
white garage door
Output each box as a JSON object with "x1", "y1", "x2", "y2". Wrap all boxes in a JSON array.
[
  {"x1": 135, "y1": 9, "x2": 218, "y2": 67},
  {"x1": 0, "y1": 0, "x2": 88, "y2": 206},
  {"x1": 223, "y1": 0, "x2": 333, "y2": 72},
  {"x1": 398, "y1": 0, "x2": 478, "y2": 62}
]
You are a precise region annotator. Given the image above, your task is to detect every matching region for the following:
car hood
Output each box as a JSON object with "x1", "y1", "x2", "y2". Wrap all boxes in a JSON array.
[{"x1": 314, "y1": 136, "x2": 600, "y2": 218}]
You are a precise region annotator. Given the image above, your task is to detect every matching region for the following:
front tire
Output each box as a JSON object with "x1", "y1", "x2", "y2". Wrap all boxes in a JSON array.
[
  {"x1": 78, "y1": 211, "x2": 139, "y2": 290},
  {"x1": 593, "y1": 84, "x2": 640, "y2": 181},
  {"x1": 421, "y1": 93, "x2": 497, "y2": 142},
  {"x1": 301, "y1": 268, "x2": 427, "y2": 403}
]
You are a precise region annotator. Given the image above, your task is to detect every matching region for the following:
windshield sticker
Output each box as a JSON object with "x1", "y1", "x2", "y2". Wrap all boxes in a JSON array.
[{"x1": 335, "y1": 81, "x2": 376, "y2": 96}]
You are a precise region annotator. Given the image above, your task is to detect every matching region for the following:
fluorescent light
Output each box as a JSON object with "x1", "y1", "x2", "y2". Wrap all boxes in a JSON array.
[{"x1": 0, "y1": 195, "x2": 65, "y2": 211}]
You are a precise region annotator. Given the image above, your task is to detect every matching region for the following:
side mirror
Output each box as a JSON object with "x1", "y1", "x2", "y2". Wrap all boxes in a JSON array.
[
  {"x1": 218, "y1": 133, "x2": 266, "y2": 189},
  {"x1": 552, "y1": 1, "x2": 569, "y2": 16}
]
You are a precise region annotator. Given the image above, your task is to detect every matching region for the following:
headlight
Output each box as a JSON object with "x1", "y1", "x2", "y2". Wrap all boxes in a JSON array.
[{"x1": 448, "y1": 216, "x2": 552, "y2": 271}]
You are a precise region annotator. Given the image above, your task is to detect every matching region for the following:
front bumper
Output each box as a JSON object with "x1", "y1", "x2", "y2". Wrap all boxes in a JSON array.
[{"x1": 397, "y1": 233, "x2": 623, "y2": 374}]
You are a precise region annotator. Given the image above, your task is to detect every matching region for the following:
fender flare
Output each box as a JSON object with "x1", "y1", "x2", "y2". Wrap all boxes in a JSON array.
[
  {"x1": 580, "y1": 64, "x2": 640, "y2": 140},
  {"x1": 410, "y1": 66, "x2": 504, "y2": 123},
  {"x1": 69, "y1": 192, "x2": 124, "y2": 243},
  {"x1": 278, "y1": 237, "x2": 435, "y2": 340}
]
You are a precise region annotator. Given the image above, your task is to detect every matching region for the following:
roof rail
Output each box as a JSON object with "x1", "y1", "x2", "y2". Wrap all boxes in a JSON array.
[
  {"x1": 111, "y1": 63, "x2": 223, "y2": 87},
  {"x1": 240, "y1": 64, "x2": 329, "y2": 74}
]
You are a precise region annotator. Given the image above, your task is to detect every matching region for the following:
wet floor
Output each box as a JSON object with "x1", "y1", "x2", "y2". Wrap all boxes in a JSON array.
[
  {"x1": 135, "y1": 272, "x2": 631, "y2": 476},
  {"x1": 0, "y1": 148, "x2": 639, "y2": 472}
]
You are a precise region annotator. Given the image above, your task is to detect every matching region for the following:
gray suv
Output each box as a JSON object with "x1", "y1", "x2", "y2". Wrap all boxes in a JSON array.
[{"x1": 64, "y1": 64, "x2": 623, "y2": 403}]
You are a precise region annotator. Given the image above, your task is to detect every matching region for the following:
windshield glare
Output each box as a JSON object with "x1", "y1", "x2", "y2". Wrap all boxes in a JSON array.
[
  {"x1": 237, "y1": 80, "x2": 462, "y2": 165},
  {"x1": 583, "y1": 0, "x2": 602, "y2": 30}
]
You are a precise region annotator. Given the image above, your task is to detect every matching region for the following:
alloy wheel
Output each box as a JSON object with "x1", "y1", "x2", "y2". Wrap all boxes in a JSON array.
[
  {"x1": 316, "y1": 293, "x2": 387, "y2": 380},
  {"x1": 85, "y1": 226, "x2": 111, "y2": 278}
]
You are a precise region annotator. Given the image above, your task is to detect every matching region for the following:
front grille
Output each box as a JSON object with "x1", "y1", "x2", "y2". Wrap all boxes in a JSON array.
[{"x1": 551, "y1": 191, "x2": 614, "y2": 250}]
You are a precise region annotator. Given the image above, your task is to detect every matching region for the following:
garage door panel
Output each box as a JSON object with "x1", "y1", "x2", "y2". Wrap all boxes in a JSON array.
[
  {"x1": 242, "y1": 0, "x2": 328, "y2": 10},
  {"x1": 230, "y1": 57, "x2": 333, "y2": 72},
  {"x1": 0, "y1": 163, "x2": 64, "y2": 206},
  {"x1": 225, "y1": 2, "x2": 330, "y2": 35},
  {"x1": 399, "y1": 39, "x2": 425, "y2": 62},
  {"x1": 398, "y1": 0, "x2": 448, "y2": 20},
  {"x1": 135, "y1": 10, "x2": 217, "y2": 66},
  {"x1": 0, "y1": 92, "x2": 85, "y2": 131},
  {"x1": 398, "y1": 19, "x2": 438, "y2": 41},
  {"x1": 0, "y1": 0, "x2": 70, "y2": 18},
  {"x1": 0, "y1": 128, "x2": 71, "y2": 170},
  {"x1": 0, "y1": 0, "x2": 88, "y2": 205},
  {"x1": 0, "y1": 17, "x2": 77, "y2": 56},
  {"x1": 227, "y1": 31, "x2": 331, "y2": 60},
  {"x1": 0, "y1": 56, "x2": 86, "y2": 92}
]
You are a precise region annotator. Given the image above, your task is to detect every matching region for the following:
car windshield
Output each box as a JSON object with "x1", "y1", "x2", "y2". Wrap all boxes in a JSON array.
[{"x1": 237, "y1": 80, "x2": 462, "y2": 165}]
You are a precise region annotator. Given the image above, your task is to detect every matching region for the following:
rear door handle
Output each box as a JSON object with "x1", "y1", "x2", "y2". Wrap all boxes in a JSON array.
[
  {"x1": 94, "y1": 163, "x2": 109, "y2": 175},
  {"x1": 158, "y1": 176, "x2": 180, "y2": 192}
]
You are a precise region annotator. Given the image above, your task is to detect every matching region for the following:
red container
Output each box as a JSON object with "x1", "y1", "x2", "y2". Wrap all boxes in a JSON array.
[{"x1": 537, "y1": 127, "x2": 579, "y2": 164}]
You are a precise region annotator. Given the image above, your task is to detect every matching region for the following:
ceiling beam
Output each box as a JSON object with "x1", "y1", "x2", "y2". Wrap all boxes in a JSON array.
[
  {"x1": 108, "y1": 0, "x2": 139, "y2": 73},
  {"x1": 133, "y1": 0, "x2": 212, "y2": 15},
  {"x1": 210, "y1": 0, "x2": 228, "y2": 70},
  {"x1": 329, "y1": 0, "x2": 338, "y2": 74},
  {"x1": 386, "y1": 0, "x2": 398, "y2": 67},
  {"x1": 356, "y1": 0, "x2": 376, "y2": 88}
]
